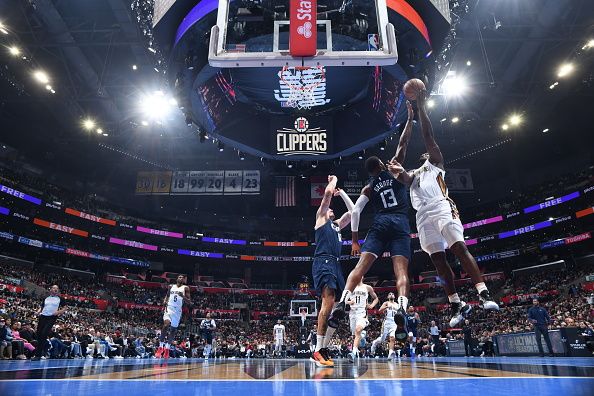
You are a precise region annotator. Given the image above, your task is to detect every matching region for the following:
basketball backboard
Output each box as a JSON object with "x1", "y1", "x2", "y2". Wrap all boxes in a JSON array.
[{"x1": 209, "y1": 0, "x2": 397, "y2": 68}]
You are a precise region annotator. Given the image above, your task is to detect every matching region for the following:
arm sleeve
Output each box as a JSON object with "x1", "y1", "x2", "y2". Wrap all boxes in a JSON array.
[
  {"x1": 338, "y1": 190, "x2": 355, "y2": 211},
  {"x1": 350, "y1": 195, "x2": 369, "y2": 232}
]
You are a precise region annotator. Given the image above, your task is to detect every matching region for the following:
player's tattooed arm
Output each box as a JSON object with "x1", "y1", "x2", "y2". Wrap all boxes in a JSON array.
[
  {"x1": 393, "y1": 100, "x2": 414, "y2": 164},
  {"x1": 417, "y1": 90, "x2": 444, "y2": 168}
]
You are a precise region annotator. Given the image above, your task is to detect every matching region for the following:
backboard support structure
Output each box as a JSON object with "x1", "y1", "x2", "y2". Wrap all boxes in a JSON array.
[{"x1": 208, "y1": 0, "x2": 398, "y2": 68}]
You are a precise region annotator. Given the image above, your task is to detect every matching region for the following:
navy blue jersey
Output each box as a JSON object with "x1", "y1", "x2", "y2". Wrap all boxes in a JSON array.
[
  {"x1": 406, "y1": 314, "x2": 419, "y2": 333},
  {"x1": 314, "y1": 219, "x2": 342, "y2": 258},
  {"x1": 368, "y1": 170, "x2": 409, "y2": 216}
]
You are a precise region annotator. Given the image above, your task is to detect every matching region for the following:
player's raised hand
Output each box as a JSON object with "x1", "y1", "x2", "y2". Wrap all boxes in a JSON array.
[
  {"x1": 328, "y1": 175, "x2": 338, "y2": 183},
  {"x1": 333, "y1": 187, "x2": 342, "y2": 197},
  {"x1": 416, "y1": 89, "x2": 428, "y2": 108},
  {"x1": 387, "y1": 160, "x2": 404, "y2": 175},
  {"x1": 406, "y1": 100, "x2": 414, "y2": 120}
]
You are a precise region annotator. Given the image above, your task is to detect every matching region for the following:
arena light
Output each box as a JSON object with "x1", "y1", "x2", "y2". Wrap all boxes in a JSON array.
[
  {"x1": 239, "y1": 152, "x2": 245, "y2": 161},
  {"x1": 427, "y1": 99, "x2": 435, "y2": 108},
  {"x1": 557, "y1": 63, "x2": 574, "y2": 78},
  {"x1": 440, "y1": 71, "x2": 468, "y2": 97},
  {"x1": 451, "y1": 117, "x2": 459, "y2": 123},
  {"x1": 501, "y1": 124, "x2": 509, "y2": 131},
  {"x1": 542, "y1": 128, "x2": 549, "y2": 133},
  {"x1": 0, "y1": 22, "x2": 8, "y2": 35},
  {"x1": 33, "y1": 70, "x2": 50, "y2": 84},
  {"x1": 582, "y1": 39, "x2": 594, "y2": 50},
  {"x1": 287, "y1": 161, "x2": 294, "y2": 169},
  {"x1": 217, "y1": 141, "x2": 224, "y2": 152},
  {"x1": 8, "y1": 46, "x2": 20, "y2": 56},
  {"x1": 141, "y1": 120, "x2": 149, "y2": 126},
  {"x1": 549, "y1": 82, "x2": 559, "y2": 90},
  {"x1": 440, "y1": 118, "x2": 447, "y2": 122},
  {"x1": 82, "y1": 119, "x2": 96, "y2": 130},
  {"x1": 311, "y1": 161, "x2": 318, "y2": 168},
  {"x1": 132, "y1": 64, "x2": 138, "y2": 70},
  {"x1": 509, "y1": 114, "x2": 522, "y2": 126},
  {"x1": 466, "y1": 60, "x2": 472, "y2": 66},
  {"x1": 139, "y1": 90, "x2": 177, "y2": 120},
  {"x1": 96, "y1": 128, "x2": 103, "y2": 135}
]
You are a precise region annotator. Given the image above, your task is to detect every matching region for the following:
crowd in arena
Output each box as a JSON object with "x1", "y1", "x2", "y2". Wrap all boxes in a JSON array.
[{"x1": 1, "y1": 257, "x2": 592, "y2": 360}]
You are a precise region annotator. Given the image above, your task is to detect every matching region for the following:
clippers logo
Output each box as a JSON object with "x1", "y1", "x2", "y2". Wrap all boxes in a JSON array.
[
  {"x1": 276, "y1": 117, "x2": 327, "y2": 156},
  {"x1": 294, "y1": 117, "x2": 309, "y2": 132},
  {"x1": 297, "y1": 21, "x2": 312, "y2": 38}
]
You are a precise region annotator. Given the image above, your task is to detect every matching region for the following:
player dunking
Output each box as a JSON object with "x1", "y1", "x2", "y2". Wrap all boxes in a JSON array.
[
  {"x1": 391, "y1": 89, "x2": 499, "y2": 327},
  {"x1": 311, "y1": 175, "x2": 352, "y2": 367},
  {"x1": 273, "y1": 320, "x2": 286, "y2": 358},
  {"x1": 328, "y1": 102, "x2": 415, "y2": 342},
  {"x1": 347, "y1": 278, "x2": 378, "y2": 362},
  {"x1": 156, "y1": 275, "x2": 191, "y2": 359},
  {"x1": 370, "y1": 292, "x2": 399, "y2": 359}
]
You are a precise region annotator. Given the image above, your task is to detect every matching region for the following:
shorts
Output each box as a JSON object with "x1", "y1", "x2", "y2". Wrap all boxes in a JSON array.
[
  {"x1": 312, "y1": 256, "x2": 345, "y2": 297},
  {"x1": 408, "y1": 332, "x2": 417, "y2": 342},
  {"x1": 380, "y1": 322, "x2": 397, "y2": 341},
  {"x1": 361, "y1": 213, "x2": 411, "y2": 259},
  {"x1": 417, "y1": 200, "x2": 464, "y2": 255},
  {"x1": 349, "y1": 312, "x2": 369, "y2": 335},
  {"x1": 275, "y1": 338, "x2": 284, "y2": 348},
  {"x1": 163, "y1": 307, "x2": 182, "y2": 327}
]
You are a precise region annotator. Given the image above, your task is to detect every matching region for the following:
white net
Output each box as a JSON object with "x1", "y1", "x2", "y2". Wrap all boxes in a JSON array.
[{"x1": 279, "y1": 66, "x2": 326, "y2": 110}]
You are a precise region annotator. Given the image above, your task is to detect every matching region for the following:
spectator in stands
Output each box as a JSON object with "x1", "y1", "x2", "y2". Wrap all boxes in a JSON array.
[
  {"x1": 0, "y1": 317, "x2": 12, "y2": 359},
  {"x1": 528, "y1": 298, "x2": 554, "y2": 357}
]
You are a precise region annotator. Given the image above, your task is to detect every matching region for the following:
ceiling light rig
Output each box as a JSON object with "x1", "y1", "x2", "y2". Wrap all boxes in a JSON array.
[{"x1": 447, "y1": 138, "x2": 513, "y2": 165}]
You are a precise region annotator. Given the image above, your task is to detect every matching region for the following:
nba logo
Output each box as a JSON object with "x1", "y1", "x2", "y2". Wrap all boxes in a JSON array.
[{"x1": 368, "y1": 34, "x2": 379, "y2": 51}]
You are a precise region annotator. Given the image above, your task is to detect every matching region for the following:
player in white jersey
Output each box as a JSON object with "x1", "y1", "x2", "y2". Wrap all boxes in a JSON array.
[
  {"x1": 388, "y1": 89, "x2": 499, "y2": 328},
  {"x1": 272, "y1": 320, "x2": 286, "y2": 358},
  {"x1": 370, "y1": 292, "x2": 399, "y2": 358},
  {"x1": 156, "y1": 275, "x2": 191, "y2": 359},
  {"x1": 347, "y1": 279, "x2": 378, "y2": 362}
]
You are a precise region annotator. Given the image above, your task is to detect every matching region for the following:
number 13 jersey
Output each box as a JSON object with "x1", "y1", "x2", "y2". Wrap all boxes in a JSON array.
[{"x1": 369, "y1": 170, "x2": 409, "y2": 216}]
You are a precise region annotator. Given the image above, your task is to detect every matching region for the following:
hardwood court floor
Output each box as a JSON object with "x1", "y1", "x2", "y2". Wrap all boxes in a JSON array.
[{"x1": 0, "y1": 356, "x2": 592, "y2": 396}]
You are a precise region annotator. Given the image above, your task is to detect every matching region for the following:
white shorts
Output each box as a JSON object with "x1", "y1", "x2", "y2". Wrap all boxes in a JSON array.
[
  {"x1": 275, "y1": 338, "x2": 284, "y2": 348},
  {"x1": 380, "y1": 323, "x2": 397, "y2": 341},
  {"x1": 163, "y1": 307, "x2": 182, "y2": 327},
  {"x1": 417, "y1": 200, "x2": 464, "y2": 255},
  {"x1": 349, "y1": 312, "x2": 369, "y2": 335}
]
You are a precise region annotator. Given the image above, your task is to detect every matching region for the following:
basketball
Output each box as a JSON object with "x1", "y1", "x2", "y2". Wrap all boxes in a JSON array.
[{"x1": 403, "y1": 78, "x2": 426, "y2": 100}]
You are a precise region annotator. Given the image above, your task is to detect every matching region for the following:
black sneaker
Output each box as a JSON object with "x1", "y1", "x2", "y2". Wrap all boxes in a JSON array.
[
  {"x1": 31, "y1": 356, "x2": 40, "y2": 361},
  {"x1": 393, "y1": 307, "x2": 408, "y2": 342},
  {"x1": 449, "y1": 301, "x2": 472, "y2": 327},
  {"x1": 328, "y1": 301, "x2": 347, "y2": 329},
  {"x1": 478, "y1": 291, "x2": 500, "y2": 310},
  {"x1": 320, "y1": 348, "x2": 332, "y2": 362}
]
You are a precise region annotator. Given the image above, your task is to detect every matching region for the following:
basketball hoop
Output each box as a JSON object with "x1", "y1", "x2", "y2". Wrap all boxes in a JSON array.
[{"x1": 279, "y1": 66, "x2": 326, "y2": 110}]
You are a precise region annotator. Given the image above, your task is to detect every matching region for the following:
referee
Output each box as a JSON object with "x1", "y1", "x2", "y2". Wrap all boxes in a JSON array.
[{"x1": 31, "y1": 285, "x2": 65, "y2": 361}]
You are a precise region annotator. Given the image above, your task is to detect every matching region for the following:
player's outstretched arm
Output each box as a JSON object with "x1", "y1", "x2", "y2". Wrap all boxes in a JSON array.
[
  {"x1": 183, "y1": 285, "x2": 191, "y2": 305},
  {"x1": 378, "y1": 301, "x2": 389, "y2": 313},
  {"x1": 387, "y1": 160, "x2": 413, "y2": 186},
  {"x1": 393, "y1": 101, "x2": 415, "y2": 164},
  {"x1": 316, "y1": 175, "x2": 337, "y2": 219},
  {"x1": 367, "y1": 286, "x2": 379, "y2": 310},
  {"x1": 417, "y1": 90, "x2": 444, "y2": 168},
  {"x1": 350, "y1": 186, "x2": 370, "y2": 256},
  {"x1": 333, "y1": 188, "x2": 353, "y2": 229}
]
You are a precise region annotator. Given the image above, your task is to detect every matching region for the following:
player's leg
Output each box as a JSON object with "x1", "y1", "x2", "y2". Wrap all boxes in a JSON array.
[
  {"x1": 446, "y1": 223, "x2": 499, "y2": 310},
  {"x1": 328, "y1": 252, "x2": 376, "y2": 328},
  {"x1": 312, "y1": 285, "x2": 335, "y2": 367},
  {"x1": 391, "y1": 255, "x2": 410, "y2": 342},
  {"x1": 157, "y1": 315, "x2": 171, "y2": 358}
]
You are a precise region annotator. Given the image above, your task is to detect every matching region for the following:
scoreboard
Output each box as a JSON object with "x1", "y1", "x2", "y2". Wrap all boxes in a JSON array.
[{"x1": 136, "y1": 170, "x2": 260, "y2": 195}]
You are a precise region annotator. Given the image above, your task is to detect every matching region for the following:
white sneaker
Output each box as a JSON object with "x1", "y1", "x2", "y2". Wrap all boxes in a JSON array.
[{"x1": 115, "y1": 356, "x2": 124, "y2": 359}]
